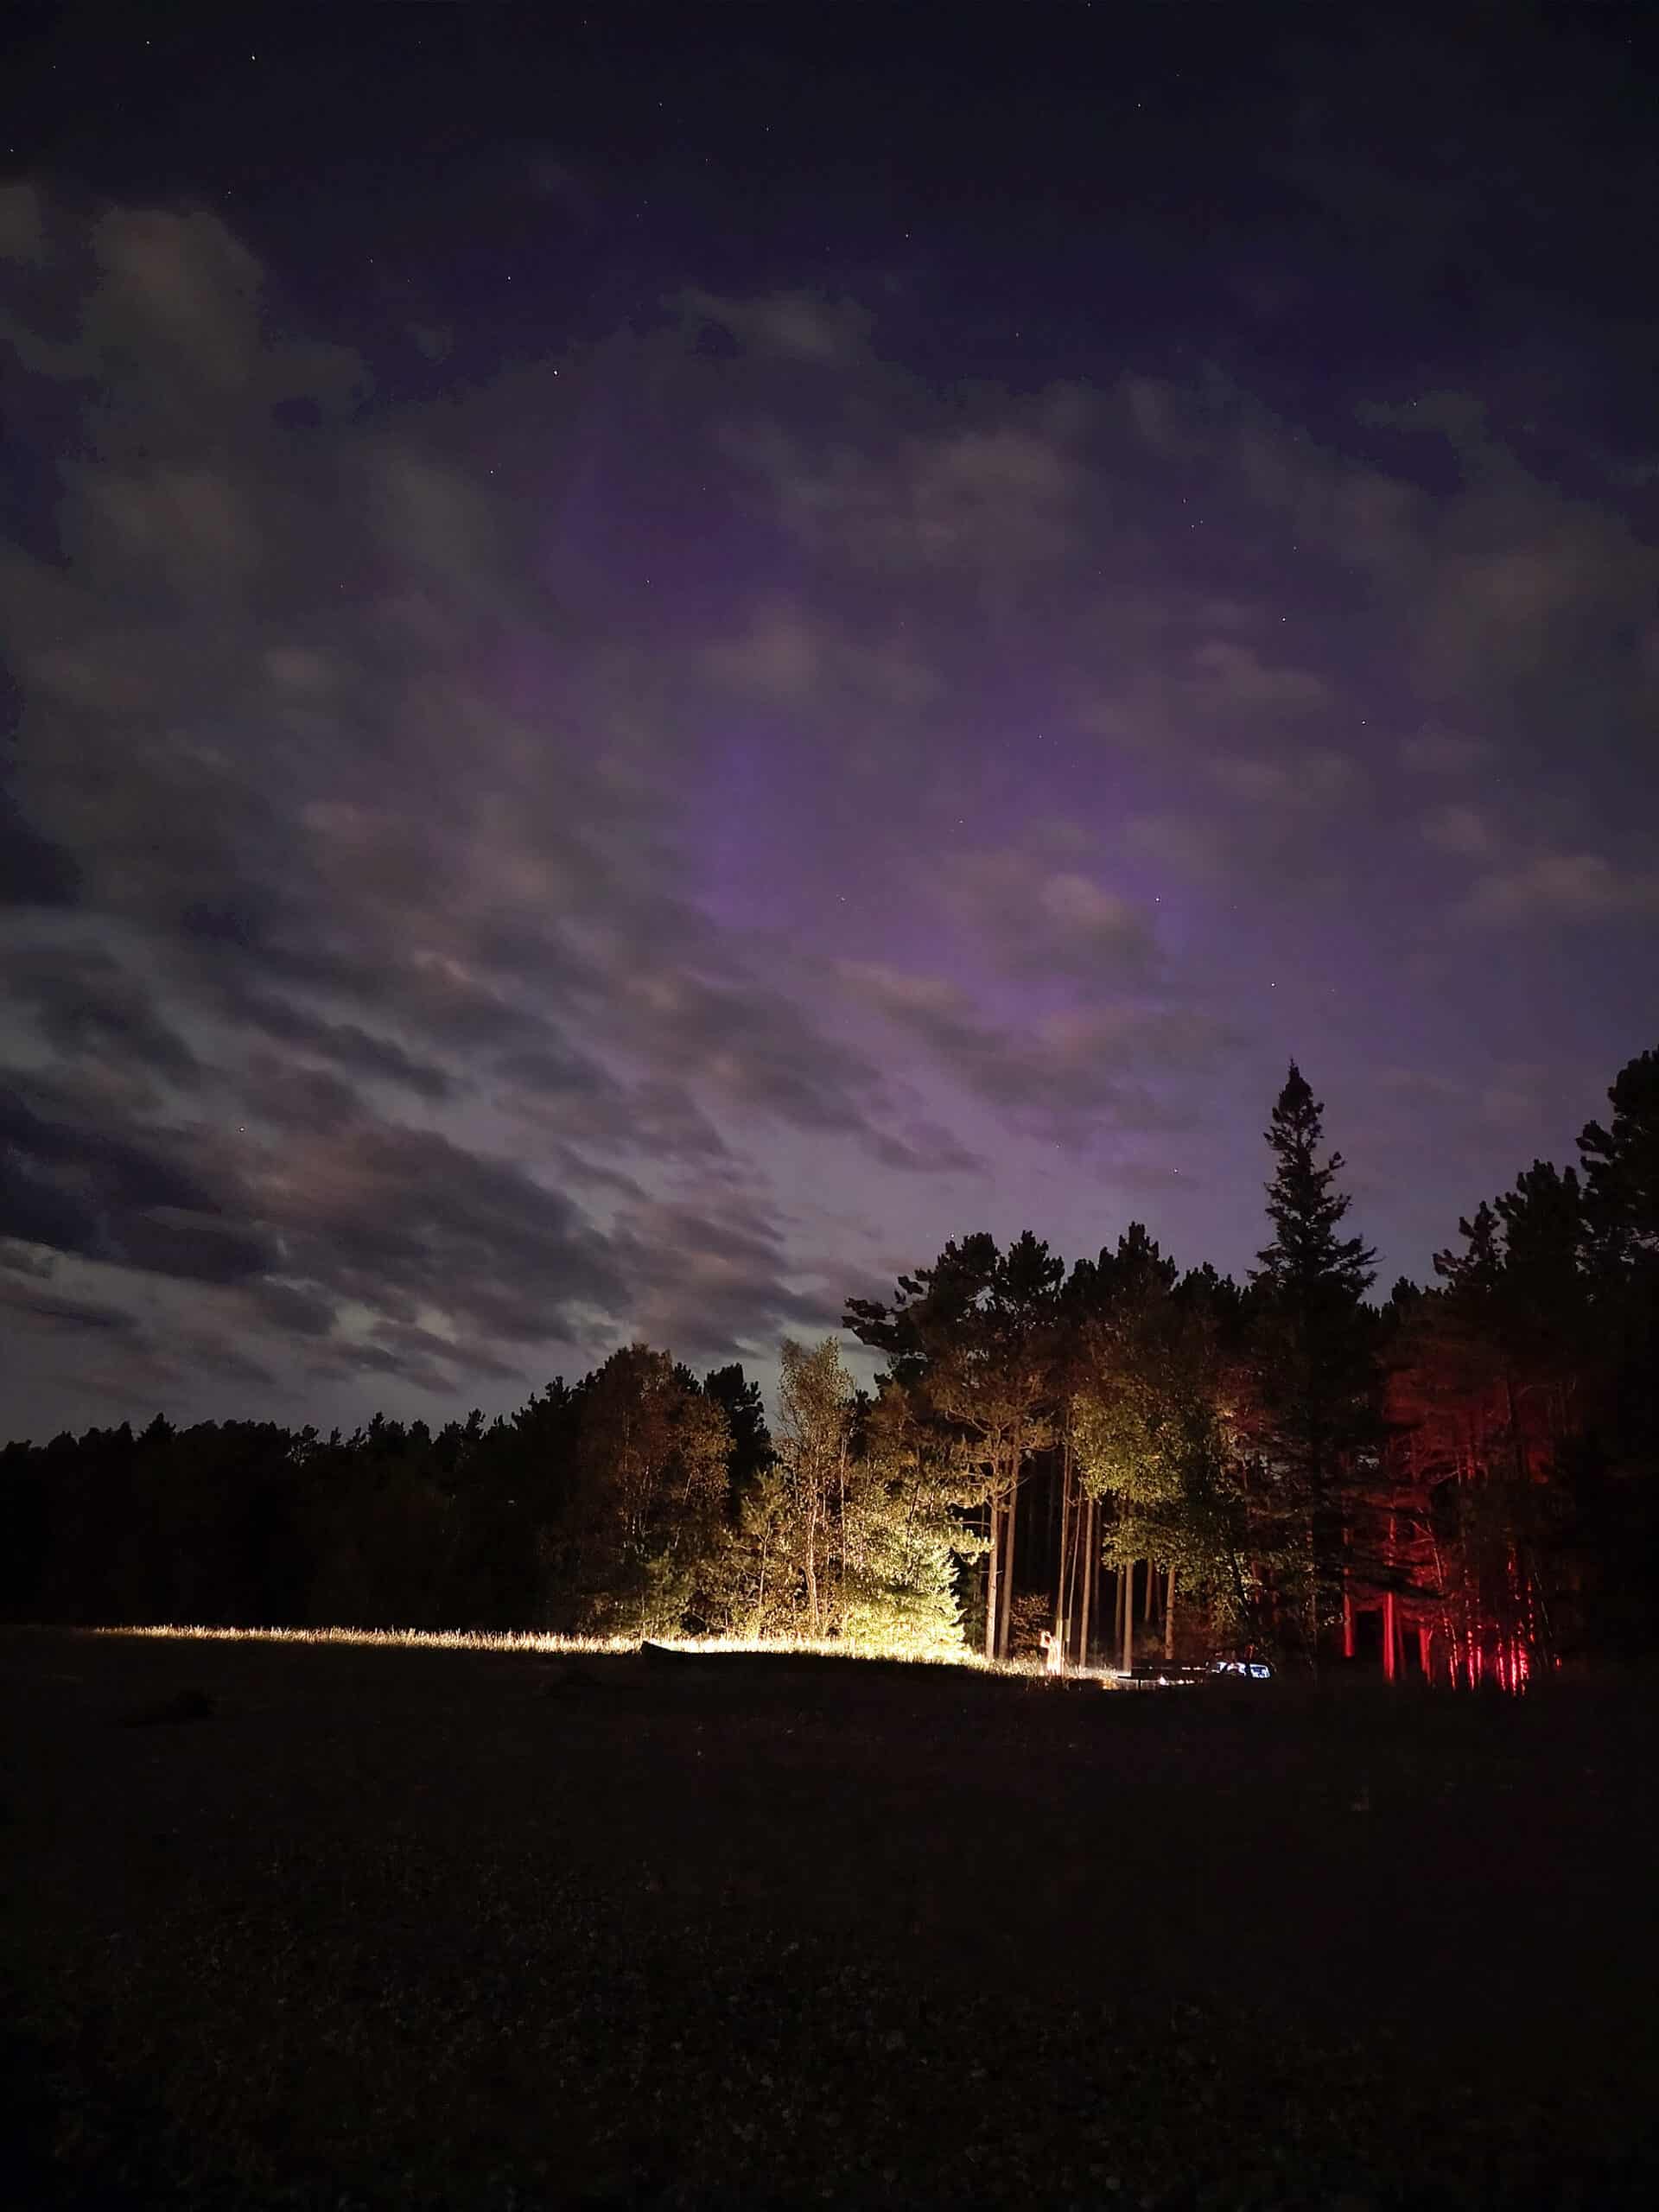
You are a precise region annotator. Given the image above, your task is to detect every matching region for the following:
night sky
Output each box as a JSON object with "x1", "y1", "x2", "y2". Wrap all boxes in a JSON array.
[{"x1": 3, "y1": 2, "x2": 1656, "y2": 1438}]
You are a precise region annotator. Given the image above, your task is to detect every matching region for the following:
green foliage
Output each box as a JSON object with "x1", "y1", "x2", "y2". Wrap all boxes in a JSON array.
[
  {"x1": 1071, "y1": 1234, "x2": 1257, "y2": 1649},
  {"x1": 725, "y1": 1339, "x2": 965, "y2": 1652},
  {"x1": 555, "y1": 1345, "x2": 734, "y2": 1637},
  {"x1": 837, "y1": 1465, "x2": 963, "y2": 1654},
  {"x1": 702, "y1": 1363, "x2": 775, "y2": 1515},
  {"x1": 847, "y1": 1230, "x2": 1065, "y2": 1657}
]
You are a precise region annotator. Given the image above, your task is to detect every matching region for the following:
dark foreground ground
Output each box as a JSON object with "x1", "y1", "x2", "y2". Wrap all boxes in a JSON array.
[{"x1": 3, "y1": 1631, "x2": 1656, "y2": 2210}]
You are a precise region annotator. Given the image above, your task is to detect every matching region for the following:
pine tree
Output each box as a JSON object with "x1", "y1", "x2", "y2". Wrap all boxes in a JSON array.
[
  {"x1": 702, "y1": 1363, "x2": 775, "y2": 1517},
  {"x1": 1248, "y1": 1064, "x2": 1379, "y2": 1662},
  {"x1": 1573, "y1": 1049, "x2": 1659, "y2": 1652},
  {"x1": 1579, "y1": 1046, "x2": 1659, "y2": 1267}
]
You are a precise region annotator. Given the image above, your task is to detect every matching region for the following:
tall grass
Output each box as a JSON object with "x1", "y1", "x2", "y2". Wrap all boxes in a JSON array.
[{"x1": 80, "y1": 1621, "x2": 1128, "y2": 1675}]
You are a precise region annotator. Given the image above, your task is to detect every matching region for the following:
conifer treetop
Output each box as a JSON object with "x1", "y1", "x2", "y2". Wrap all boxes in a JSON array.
[{"x1": 1254, "y1": 1062, "x2": 1376, "y2": 1300}]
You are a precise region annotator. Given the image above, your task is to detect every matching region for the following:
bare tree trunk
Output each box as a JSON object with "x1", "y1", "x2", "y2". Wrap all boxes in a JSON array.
[
  {"x1": 1049, "y1": 1447, "x2": 1061, "y2": 1584},
  {"x1": 984, "y1": 1490, "x2": 1000, "y2": 1662},
  {"x1": 1054, "y1": 1441, "x2": 1074, "y2": 1659},
  {"x1": 1122, "y1": 1560, "x2": 1135, "y2": 1675},
  {"x1": 1093, "y1": 1503, "x2": 1105, "y2": 1663},
  {"x1": 999, "y1": 1464, "x2": 1020, "y2": 1662},
  {"x1": 1144, "y1": 1555, "x2": 1156, "y2": 1621},
  {"x1": 837, "y1": 1445, "x2": 848, "y2": 1632},
  {"x1": 1077, "y1": 1491, "x2": 1093, "y2": 1669},
  {"x1": 804, "y1": 1490, "x2": 820, "y2": 1634},
  {"x1": 1164, "y1": 1563, "x2": 1177, "y2": 1662}
]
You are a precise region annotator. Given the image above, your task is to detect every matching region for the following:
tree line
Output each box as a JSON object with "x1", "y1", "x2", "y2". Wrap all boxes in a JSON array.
[{"x1": 4, "y1": 1046, "x2": 1656, "y2": 1676}]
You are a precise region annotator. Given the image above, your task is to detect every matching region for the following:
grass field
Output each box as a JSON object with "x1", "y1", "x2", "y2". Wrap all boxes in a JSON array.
[{"x1": 3, "y1": 1628, "x2": 1656, "y2": 2209}]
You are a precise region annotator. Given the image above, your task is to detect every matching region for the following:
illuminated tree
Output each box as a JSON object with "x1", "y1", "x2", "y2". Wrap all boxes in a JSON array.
[
  {"x1": 725, "y1": 1340, "x2": 964, "y2": 1649},
  {"x1": 556, "y1": 1344, "x2": 732, "y2": 1636},
  {"x1": 1071, "y1": 1235, "x2": 1255, "y2": 1666},
  {"x1": 847, "y1": 1231, "x2": 1064, "y2": 1660},
  {"x1": 838, "y1": 1386, "x2": 965, "y2": 1652},
  {"x1": 702, "y1": 1363, "x2": 775, "y2": 1518},
  {"x1": 775, "y1": 1335, "x2": 856, "y2": 1632}
]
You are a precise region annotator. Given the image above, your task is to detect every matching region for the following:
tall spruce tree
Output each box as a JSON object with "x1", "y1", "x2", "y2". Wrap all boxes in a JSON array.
[
  {"x1": 1572, "y1": 1049, "x2": 1659, "y2": 1651},
  {"x1": 1249, "y1": 1064, "x2": 1379, "y2": 1662},
  {"x1": 1579, "y1": 1046, "x2": 1659, "y2": 1268}
]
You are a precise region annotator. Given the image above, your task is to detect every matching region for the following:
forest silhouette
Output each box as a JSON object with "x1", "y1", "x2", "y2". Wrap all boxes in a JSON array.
[{"x1": 9, "y1": 1048, "x2": 1657, "y2": 1680}]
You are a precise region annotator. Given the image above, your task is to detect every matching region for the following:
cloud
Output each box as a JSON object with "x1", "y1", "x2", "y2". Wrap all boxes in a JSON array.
[
  {"x1": 838, "y1": 962, "x2": 1237, "y2": 1145},
  {"x1": 1465, "y1": 850, "x2": 1659, "y2": 926},
  {"x1": 3, "y1": 178, "x2": 1655, "y2": 1425},
  {"x1": 223, "y1": 992, "x2": 459, "y2": 1103},
  {"x1": 706, "y1": 600, "x2": 939, "y2": 711},
  {"x1": 3, "y1": 195, "x2": 1027, "y2": 1422},
  {"x1": 0, "y1": 789, "x2": 80, "y2": 907},
  {"x1": 1208, "y1": 748, "x2": 1360, "y2": 814},
  {"x1": 0, "y1": 1279, "x2": 139, "y2": 1335},
  {"x1": 608, "y1": 1192, "x2": 847, "y2": 1361},
  {"x1": 8, "y1": 942, "x2": 200, "y2": 1082},
  {"x1": 1400, "y1": 728, "x2": 1493, "y2": 777},
  {"x1": 0, "y1": 181, "x2": 45, "y2": 261},
  {"x1": 1189, "y1": 640, "x2": 1332, "y2": 715},
  {"x1": 682, "y1": 288, "x2": 875, "y2": 365},
  {"x1": 1420, "y1": 805, "x2": 1500, "y2": 861},
  {"x1": 942, "y1": 849, "x2": 1159, "y2": 984},
  {"x1": 0, "y1": 1077, "x2": 276, "y2": 1286},
  {"x1": 721, "y1": 391, "x2": 1089, "y2": 593}
]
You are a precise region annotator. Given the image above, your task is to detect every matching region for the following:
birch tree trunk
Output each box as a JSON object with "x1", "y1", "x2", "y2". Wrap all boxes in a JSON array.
[
  {"x1": 804, "y1": 1489, "x2": 820, "y2": 1634},
  {"x1": 1065, "y1": 1451, "x2": 1079, "y2": 1663},
  {"x1": 1008, "y1": 1451, "x2": 1021, "y2": 1663},
  {"x1": 1164, "y1": 1563, "x2": 1177, "y2": 1662},
  {"x1": 984, "y1": 1491, "x2": 1000, "y2": 1662},
  {"x1": 1077, "y1": 1493, "x2": 1094, "y2": 1668},
  {"x1": 1122, "y1": 1560, "x2": 1135, "y2": 1675}
]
